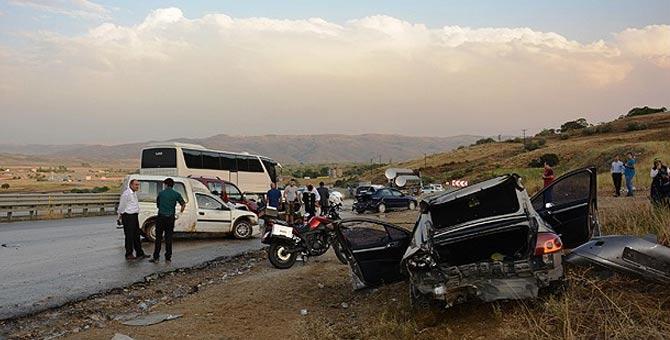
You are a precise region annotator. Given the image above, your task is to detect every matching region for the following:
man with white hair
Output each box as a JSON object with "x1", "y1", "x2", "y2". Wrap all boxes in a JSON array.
[{"x1": 117, "y1": 179, "x2": 148, "y2": 260}]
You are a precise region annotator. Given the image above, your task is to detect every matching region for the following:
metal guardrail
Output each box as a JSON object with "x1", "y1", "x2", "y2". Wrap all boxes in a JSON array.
[{"x1": 0, "y1": 193, "x2": 119, "y2": 222}]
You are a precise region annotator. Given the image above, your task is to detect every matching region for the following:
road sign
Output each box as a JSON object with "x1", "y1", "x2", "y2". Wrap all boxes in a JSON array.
[{"x1": 450, "y1": 179, "x2": 469, "y2": 187}]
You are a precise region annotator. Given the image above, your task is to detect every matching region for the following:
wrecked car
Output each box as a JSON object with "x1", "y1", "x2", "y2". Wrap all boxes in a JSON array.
[{"x1": 335, "y1": 167, "x2": 670, "y2": 308}]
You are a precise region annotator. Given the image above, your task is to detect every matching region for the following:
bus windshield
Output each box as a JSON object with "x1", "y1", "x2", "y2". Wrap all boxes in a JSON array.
[{"x1": 141, "y1": 148, "x2": 176, "y2": 168}]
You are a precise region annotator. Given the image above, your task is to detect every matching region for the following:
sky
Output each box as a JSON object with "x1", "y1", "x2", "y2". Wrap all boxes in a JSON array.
[{"x1": 0, "y1": 0, "x2": 669, "y2": 145}]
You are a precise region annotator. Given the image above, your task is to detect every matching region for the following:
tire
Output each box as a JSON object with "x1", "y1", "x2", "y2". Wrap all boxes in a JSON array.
[
  {"x1": 333, "y1": 242, "x2": 348, "y2": 265},
  {"x1": 233, "y1": 219, "x2": 253, "y2": 239},
  {"x1": 408, "y1": 201, "x2": 416, "y2": 210},
  {"x1": 143, "y1": 220, "x2": 156, "y2": 242},
  {"x1": 378, "y1": 203, "x2": 387, "y2": 213},
  {"x1": 268, "y1": 242, "x2": 297, "y2": 269},
  {"x1": 355, "y1": 208, "x2": 365, "y2": 214}
]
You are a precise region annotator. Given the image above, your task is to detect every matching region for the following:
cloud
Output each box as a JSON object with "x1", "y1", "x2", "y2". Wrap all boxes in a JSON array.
[
  {"x1": 0, "y1": 8, "x2": 668, "y2": 144},
  {"x1": 616, "y1": 25, "x2": 670, "y2": 68},
  {"x1": 9, "y1": 0, "x2": 110, "y2": 20}
]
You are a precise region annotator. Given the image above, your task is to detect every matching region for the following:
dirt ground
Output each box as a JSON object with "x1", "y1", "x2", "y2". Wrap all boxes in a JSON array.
[{"x1": 2, "y1": 195, "x2": 669, "y2": 339}]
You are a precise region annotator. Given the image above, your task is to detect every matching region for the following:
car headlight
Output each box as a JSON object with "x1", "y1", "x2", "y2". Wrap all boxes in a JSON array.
[{"x1": 406, "y1": 253, "x2": 436, "y2": 271}]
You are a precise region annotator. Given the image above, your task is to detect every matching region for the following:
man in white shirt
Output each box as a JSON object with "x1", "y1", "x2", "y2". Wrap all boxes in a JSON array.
[
  {"x1": 283, "y1": 179, "x2": 299, "y2": 226},
  {"x1": 117, "y1": 179, "x2": 148, "y2": 260},
  {"x1": 610, "y1": 155, "x2": 625, "y2": 197}
]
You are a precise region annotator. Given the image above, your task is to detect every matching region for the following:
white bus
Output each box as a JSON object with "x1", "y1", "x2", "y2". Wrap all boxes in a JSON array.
[{"x1": 139, "y1": 143, "x2": 281, "y2": 194}]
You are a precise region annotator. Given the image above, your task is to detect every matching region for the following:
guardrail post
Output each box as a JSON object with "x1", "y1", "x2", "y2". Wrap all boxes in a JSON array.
[
  {"x1": 7, "y1": 209, "x2": 11, "y2": 222},
  {"x1": 67, "y1": 204, "x2": 72, "y2": 217},
  {"x1": 29, "y1": 207, "x2": 35, "y2": 220},
  {"x1": 83, "y1": 204, "x2": 88, "y2": 216}
]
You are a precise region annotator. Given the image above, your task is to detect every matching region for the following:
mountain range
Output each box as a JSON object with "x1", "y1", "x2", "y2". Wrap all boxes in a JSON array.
[{"x1": 0, "y1": 134, "x2": 485, "y2": 165}]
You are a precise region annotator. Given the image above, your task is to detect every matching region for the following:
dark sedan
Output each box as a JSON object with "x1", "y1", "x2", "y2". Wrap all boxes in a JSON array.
[{"x1": 353, "y1": 187, "x2": 417, "y2": 213}]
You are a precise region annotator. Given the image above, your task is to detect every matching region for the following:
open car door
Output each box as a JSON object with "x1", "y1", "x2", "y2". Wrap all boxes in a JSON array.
[
  {"x1": 335, "y1": 218, "x2": 411, "y2": 289},
  {"x1": 531, "y1": 167, "x2": 598, "y2": 249}
]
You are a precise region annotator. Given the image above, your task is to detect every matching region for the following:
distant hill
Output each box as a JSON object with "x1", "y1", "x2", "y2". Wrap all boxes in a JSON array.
[{"x1": 0, "y1": 134, "x2": 484, "y2": 165}]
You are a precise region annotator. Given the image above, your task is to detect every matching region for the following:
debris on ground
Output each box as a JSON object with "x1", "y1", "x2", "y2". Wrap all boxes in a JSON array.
[
  {"x1": 111, "y1": 333, "x2": 135, "y2": 340},
  {"x1": 121, "y1": 313, "x2": 183, "y2": 326}
]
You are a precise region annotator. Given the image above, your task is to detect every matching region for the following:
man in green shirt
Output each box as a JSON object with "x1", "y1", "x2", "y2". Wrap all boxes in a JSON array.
[{"x1": 150, "y1": 178, "x2": 185, "y2": 264}]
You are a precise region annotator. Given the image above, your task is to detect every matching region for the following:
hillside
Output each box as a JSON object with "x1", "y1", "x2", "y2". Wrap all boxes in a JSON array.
[
  {"x1": 365, "y1": 112, "x2": 670, "y2": 194},
  {"x1": 0, "y1": 134, "x2": 483, "y2": 165}
]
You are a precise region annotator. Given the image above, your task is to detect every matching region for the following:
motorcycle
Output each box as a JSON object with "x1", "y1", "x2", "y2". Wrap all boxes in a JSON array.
[{"x1": 260, "y1": 203, "x2": 348, "y2": 269}]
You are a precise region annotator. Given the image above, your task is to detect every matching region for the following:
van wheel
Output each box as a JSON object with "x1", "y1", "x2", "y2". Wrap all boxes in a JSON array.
[
  {"x1": 143, "y1": 221, "x2": 156, "y2": 242},
  {"x1": 233, "y1": 219, "x2": 253, "y2": 239},
  {"x1": 408, "y1": 201, "x2": 416, "y2": 210},
  {"x1": 378, "y1": 203, "x2": 387, "y2": 213}
]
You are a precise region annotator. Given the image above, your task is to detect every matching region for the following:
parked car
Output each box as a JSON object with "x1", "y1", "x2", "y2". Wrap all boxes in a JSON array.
[
  {"x1": 190, "y1": 176, "x2": 259, "y2": 213},
  {"x1": 355, "y1": 185, "x2": 384, "y2": 197},
  {"x1": 335, "y1": 167, "x2": 670, "y2": 308},
  {"x1": 123, "y1": 175, "x2": 259, "y2": 240},
  {"x1": 353, "y1": 187, "x2": 418, "y2": 213},
  {"x1": 421, "y1": 183, "x2": 444, "y2": 194}
]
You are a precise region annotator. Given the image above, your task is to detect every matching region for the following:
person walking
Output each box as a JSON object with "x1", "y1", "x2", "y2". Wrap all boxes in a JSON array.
[
  {"x1": 650, "y1": 159, "x2": 670, "y2": 206},
  {"x1": 117, "y1": 179, "x2": 148, "y2": 260},
  {"x1": 624, "y1": 153, "x2": 637, "y2": 197},
  {"x1": 266, "y1": 182, "x2": 281, "y2": 209},
  {"x1": 150, "y1": 178, "x2": 185, "y2": 264},
  {"x1": 302, "y1": 184, "x2": 320, "y2": 217},
  {"x1": 316, "y1": 182, "x2": 330, "y2": 215},
  {"x1": 610, "y1": 155, "x2": 625, "y2": 197},
  {"x1": 283, "y1": 179, "x2": 299, "y2": 226}
]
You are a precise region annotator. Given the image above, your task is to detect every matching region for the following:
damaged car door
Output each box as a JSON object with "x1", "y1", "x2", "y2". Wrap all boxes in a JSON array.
[
  {"x1": 335, "y1": 218, "x2": 411, "y2": 289},
  {"x1": 531, "y1": 167, "x2": 598, "y2": 249}
]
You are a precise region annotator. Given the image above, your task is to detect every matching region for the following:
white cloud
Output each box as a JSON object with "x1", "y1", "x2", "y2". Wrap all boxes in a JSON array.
[
  {"x1": 616, "y1": 25, "x2": 670, "y2": 68},
  {"x1": 9, "y1": 0, "x2": 110, "y2": 20},
  {"x1": 0, "y1": 9, "x2": 668, "y2": 144}
]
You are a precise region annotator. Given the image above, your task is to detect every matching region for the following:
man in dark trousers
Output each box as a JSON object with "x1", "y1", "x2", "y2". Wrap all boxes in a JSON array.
[
  {"x1": 150, "y1": 178, "x2": 185, "y2": 264},
  {"x1": 317, "y1": 182, "x2": 330, "y2": 215},
  {"x1": 302, "y1": 184, "x2": 319, "y2": 217},
  {"x1": 117, "y1": 179, "x2": 148, "y2": 260},
  {"x1": 611, "y1": 155, "x2": 625, "y2": 197}
]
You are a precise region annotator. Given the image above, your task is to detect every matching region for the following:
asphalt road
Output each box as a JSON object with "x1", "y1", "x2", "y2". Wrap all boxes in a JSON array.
[{"x1": 0, "y1": 216, "x2": 264, "y2": 320}]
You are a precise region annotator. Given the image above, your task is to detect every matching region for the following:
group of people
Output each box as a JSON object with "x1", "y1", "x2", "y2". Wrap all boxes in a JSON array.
[
  {"x1": 266, "y1": 179, "x2": 331, "y2": 226},
  {"x1": 117, "y1": 178, "x2": 185, "y2": 263},
  {"x1": 610, "y1": 153, "x2": 670, "y2": 205}
]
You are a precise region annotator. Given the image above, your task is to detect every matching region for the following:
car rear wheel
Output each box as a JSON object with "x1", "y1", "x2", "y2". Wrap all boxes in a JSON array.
[
  {"x1": 143, "y1": 220, "x2": 156, "y2": 242},
  {"x1": 378, "y1": 203, "x2": 387, "y2": 213},
  {"x1": 408, "y1": 201, "x2": 416, "y2": 210},
  {"x1": 233, "y1": 219, "x2": 253, "y2": 239}
]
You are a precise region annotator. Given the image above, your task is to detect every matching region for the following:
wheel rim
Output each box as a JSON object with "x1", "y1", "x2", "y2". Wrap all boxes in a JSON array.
[
  {"x1": 276, "y1": 246, "x2": 292, "y2": 262},
  {"x1": 148, "y1": 224, "x2": 156, "y2": 239},
  {"x1": 236, "y1": 222, "x2": 251, "y2": 237},
  {"x1": 409, "y1": 202, "x2": 415, "y2": 210},
  {"x1": 379, "y1": 204, "x2": 386, "y2": 213}
]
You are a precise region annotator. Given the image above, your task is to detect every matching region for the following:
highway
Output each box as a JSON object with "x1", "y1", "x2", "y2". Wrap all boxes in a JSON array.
[{"x1": 0, "y1": 216, "x2": 264, "y2": 320}]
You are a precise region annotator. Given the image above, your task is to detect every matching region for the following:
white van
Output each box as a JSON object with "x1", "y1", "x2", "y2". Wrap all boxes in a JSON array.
[{"x1": 122, "y1": 175, "x2": 259, "y2": 240}]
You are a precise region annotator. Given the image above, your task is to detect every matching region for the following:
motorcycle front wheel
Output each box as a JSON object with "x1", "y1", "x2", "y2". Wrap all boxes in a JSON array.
[{"x1": 268, "y1": 242, "x2": 298, "y2": 269}]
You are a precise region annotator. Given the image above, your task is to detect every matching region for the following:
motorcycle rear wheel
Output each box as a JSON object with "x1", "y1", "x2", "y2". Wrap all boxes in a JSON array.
[{"x1": 268, "y1": 243, "x2": 298, "y2": 269}]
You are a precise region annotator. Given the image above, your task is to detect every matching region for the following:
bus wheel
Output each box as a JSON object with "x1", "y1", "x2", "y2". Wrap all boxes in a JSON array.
[{"x1": 233, "y1": 219, "x2": 253, "y2": 239}]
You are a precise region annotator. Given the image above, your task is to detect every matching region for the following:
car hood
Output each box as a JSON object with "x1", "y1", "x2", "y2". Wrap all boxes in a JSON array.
[{"x1": 565, "y1": 235, "x2": 670, "y2": 284}]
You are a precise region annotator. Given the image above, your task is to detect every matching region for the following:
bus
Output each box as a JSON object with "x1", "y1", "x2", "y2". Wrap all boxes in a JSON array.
[{"x1": 139, "y1": 142, "x2": 281, "y2": 194}]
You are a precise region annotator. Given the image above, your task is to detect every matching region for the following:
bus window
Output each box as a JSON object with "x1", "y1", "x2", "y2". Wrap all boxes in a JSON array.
[
  {"x1": 262, "y1": 160, "x2": 278, "y2": 183},
  {"x1": 220, "y1": 153, "x2": 237, "y2": 171},
  {"x1": 237, "y1": 157, "x2": 249, "y2": 172},
  {"x1": 183, "y1": 149, "x2": 203, "y2": 169},
  {"x1": 202, "y1": 151, "x2": 220, "y2": 170},
  {"x1": 141, "y1": 148, "x2": 176, "y2": 168},
  {"x1": 248, "y1": 157, "x2": 264, "y2": 172}
]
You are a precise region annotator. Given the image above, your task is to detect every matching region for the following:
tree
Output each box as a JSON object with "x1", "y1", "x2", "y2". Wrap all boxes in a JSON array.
[
  {"x1": 626, "y1": 106, "x2": 667, "y2": 117},
  {"x1": 473, "y1": 137, "x2": 496, "y2": 145},
  {"x1": 1, "y1": 183, "x2": 9, "y2": 190},
  {"x1": 560, "y1": 118, "x2": 589, "y2": 132}
]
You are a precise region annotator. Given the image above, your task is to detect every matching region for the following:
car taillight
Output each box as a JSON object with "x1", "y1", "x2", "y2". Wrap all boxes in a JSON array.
[{"x1": 534, "y1": 232, "x2": 563, "y2": 256}]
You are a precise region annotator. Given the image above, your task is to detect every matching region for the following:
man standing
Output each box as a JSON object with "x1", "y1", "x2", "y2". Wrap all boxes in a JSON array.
[
  {"x1": 266, "y1": 182, "x2": 281, "y2": 209},
  {"x1": 283, "y1": 179, "x2": 299, "y2": 226},
  {"x1": 302, "y1": 184, "x2": 320, "y2": 217},
  {"x1": 542, "y1": 162, "x2": 556, "y2": 203},
  {"x1": 624, "y1": 153, "x2": 637, "y2": 197},
  {"x1": 611, "y1": 155, "x2": 625, "y2": 197},
  {"x1": 150, "y1": 178, "x2": 185, "y2": 264},
  {"x1": 316, "y1": 182, "x2": 330, "y2": 215},
  {"x1": 117, "y1": 179, "x2": 148, "y2": 260}
]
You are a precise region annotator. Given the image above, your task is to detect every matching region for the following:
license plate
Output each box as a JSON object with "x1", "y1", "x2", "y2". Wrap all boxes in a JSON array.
[{"x1": 272, "y1": 225, "x2": 293, "y2": 238}]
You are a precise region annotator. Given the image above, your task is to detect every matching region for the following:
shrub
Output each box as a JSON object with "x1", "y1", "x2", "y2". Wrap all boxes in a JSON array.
[
  {"x1": 457, "y1": 145, "x2": 465, "y2": 150},
  {"x1": 626, "y1": 106, "x2": 667, "y2": 117},
  {"x1": 529, "y1": 153, "x2": 560, "y2": 168},
  {"x1": 536, "y1": 128, "x2": 558, "y2": 137},
  {"x1": 92, "y1": 186, "x2": 110, "y2": 193},
  {"x1": 595, "y1": 123, "x2": 613, "y2": 134},
  {"x1": 473, "y1": 137, "x2": 496, "y2": 145},
  {"x1": 1, "y1": 183, "x2": 9, "y2": 190},
  {"x1": 581, "y1": 127, "x2": 597, "y2": 136},
  {"x1": 625, "y1": 122, "x2": 648, "y2": 131},
  {"x1": 559, "y1": 134, "x2": 569, "y2": 140},
  {"x1": 560, "y1": 118, "x2": 589, "y2": 132},
  {"x1": 524, "y1": 138, "x2": 546, "y2": 152}
]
